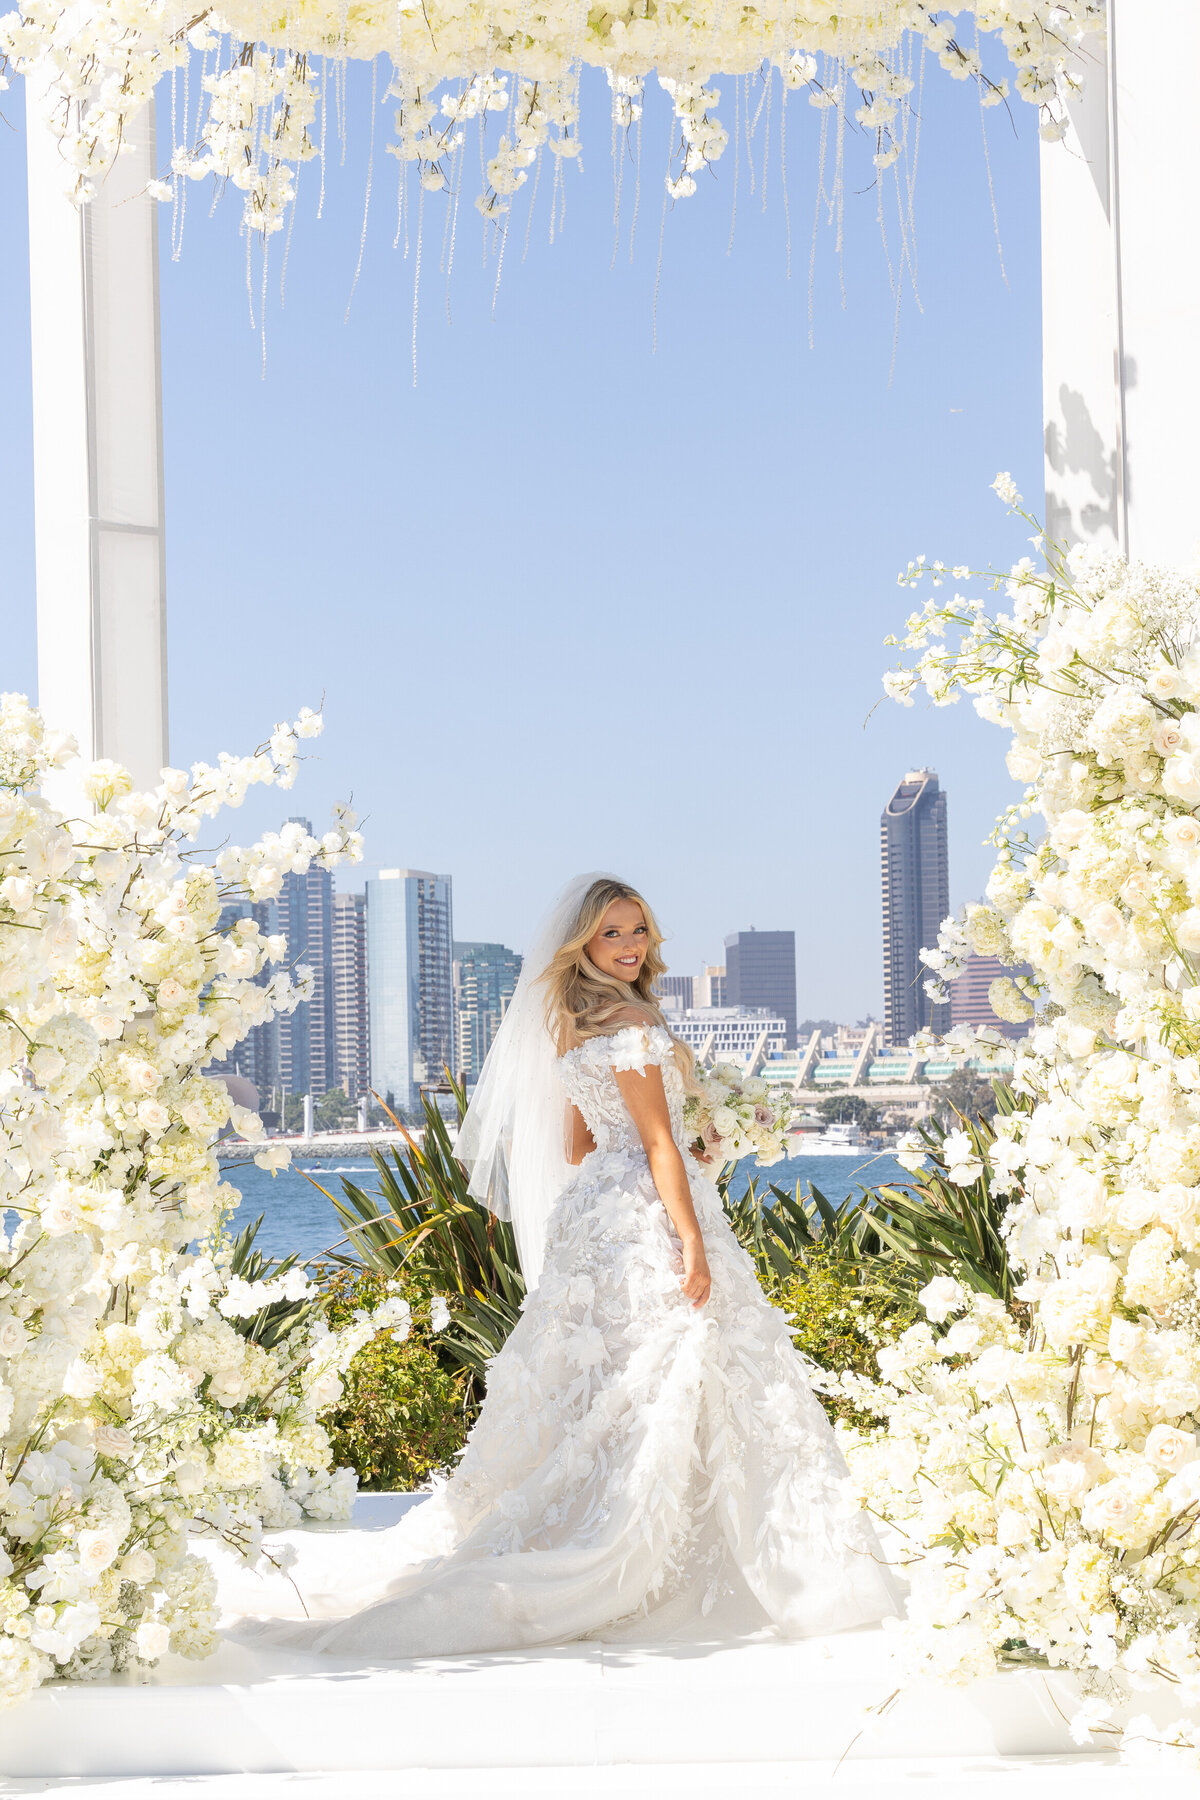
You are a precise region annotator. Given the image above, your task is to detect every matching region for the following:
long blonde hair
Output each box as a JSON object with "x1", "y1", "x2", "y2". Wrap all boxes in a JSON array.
[{"x1": 541, "y1": 877, "x2": 697, "y2": 1086}]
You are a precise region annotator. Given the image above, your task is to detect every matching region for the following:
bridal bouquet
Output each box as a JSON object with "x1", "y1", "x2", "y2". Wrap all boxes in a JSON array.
[{"x1": 684, "y1": 1065, "x2": 790, "y2": 1167}]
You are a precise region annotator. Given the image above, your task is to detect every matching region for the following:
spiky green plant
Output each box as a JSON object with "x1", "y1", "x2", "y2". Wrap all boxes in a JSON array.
[{"x1": 321, "y1": 1079, "x2": 525, "y2": 1407}]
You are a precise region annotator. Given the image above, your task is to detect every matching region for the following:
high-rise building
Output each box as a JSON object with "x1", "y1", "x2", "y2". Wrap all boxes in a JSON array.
[
  {"x1": 367, "y1": 869, "x2": 454, "y2": 1114},
  {"x1": 276, "y1": 818, "x2": 336, "y2": 1098},
  {"x1": 453, "y1": 941, "x2": 522, "y2": 1085},
  {"x1": 725, "y1": 930, "x2": 797, "y2": 1047},
  {"x1": 656, "y1": 974, "x2": 694, "y2": 1012},
  {"x1": 882, "y1": 768, "x2": 951, "y2": 1047},
  {"x1": 209, "y1": 898, "x2": 279, "y2": 1100},
  {"x1": 332, "y1": 893, "x2": 370, "y2": 1099},
  {"x1": 694, "y1": 964, "x2": 727, "y2": 1008},
  {"x1": 950, "y1": 952, "x2": 1032, "y2": 1041}
]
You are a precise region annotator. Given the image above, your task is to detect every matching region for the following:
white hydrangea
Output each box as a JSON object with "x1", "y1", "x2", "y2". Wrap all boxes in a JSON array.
[
  {"x1": 0, "y1": 696, "x2": 417, "y2": 1707},
  {"x1": 865, "y1": 495, "x2": 1200, "y2": 1759}
]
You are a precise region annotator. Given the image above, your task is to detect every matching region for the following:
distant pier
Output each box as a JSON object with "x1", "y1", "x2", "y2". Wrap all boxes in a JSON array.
[{"x1": 217, "y1": 1130, "x2": 415, "y2": 1164}]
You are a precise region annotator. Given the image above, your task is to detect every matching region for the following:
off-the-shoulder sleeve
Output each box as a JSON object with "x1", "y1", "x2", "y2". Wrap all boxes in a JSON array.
[{"x1": 606, "y1": 1024, "x2": 674, "y2": 1075}]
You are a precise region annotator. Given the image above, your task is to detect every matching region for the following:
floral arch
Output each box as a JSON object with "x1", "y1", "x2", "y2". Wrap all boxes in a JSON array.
[{"x1": 2, "y1": 3, "x2": 1102, "y2": 235}]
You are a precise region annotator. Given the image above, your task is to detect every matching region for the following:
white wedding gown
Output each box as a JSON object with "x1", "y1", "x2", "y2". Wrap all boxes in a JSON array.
[{"x1": 225, "y1": 1026, "x2": 897, "y2": 1656}]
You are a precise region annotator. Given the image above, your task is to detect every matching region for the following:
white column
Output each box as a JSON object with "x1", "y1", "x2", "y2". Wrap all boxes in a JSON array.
[
  {"x1": 1041, "y1": 3, "x2": 1200, "y2": 566},
  {"x1": 26, "y1": 88, "x2": 168, "y2": 786}
]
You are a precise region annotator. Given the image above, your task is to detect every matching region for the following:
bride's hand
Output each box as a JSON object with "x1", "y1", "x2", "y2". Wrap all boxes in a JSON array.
[{"x1": 681, "y1": 1237, "x2": 711, "y2": 1308}]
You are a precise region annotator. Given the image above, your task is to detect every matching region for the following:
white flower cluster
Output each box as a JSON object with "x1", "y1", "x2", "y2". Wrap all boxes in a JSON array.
[
  {"x1": 856, "y1": 493, "x2": 1200, "y2": 1758},
  {"x1": 684, "y1": 1063, "x2": 789, "y2": 1167},
  {"x1": 0, "y1": 1, "x2": 1100, "y2": 232},
  {"x1": 0, "y1": 694, "x2": 409, "y2": 1707}
]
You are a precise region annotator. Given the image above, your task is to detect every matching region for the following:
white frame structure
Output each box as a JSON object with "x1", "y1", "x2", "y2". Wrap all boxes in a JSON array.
[
  {"x1": 1040, "y1": 2, "x2": 1200, "y2": 565},
  {"x1": 26, "y1": 84, "x2": 168, "y2": 786}
]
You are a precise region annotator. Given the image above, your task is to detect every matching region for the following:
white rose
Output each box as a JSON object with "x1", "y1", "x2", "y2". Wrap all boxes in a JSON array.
[
  {"x1": 125, "y1": 1060, "x2": 160, "y2": 1094},
  {"x1": 94, "y1": 1425, "x2": 134, "y2": 1460},
  {"x1": 1147, "y1": 664, "x2": 1182, "y2": 700},
  {"x1": 1120, "y1": 870, "x2": 1155, "y2": 911},
  {"x1": 77, "y1": 1528, "x2": 120, "y2": 1574},
  {"x1": 135, "y1": 1619, "x2": 171, "y2": 1662},
  {"x1": 1175, "y1": 908, "x2": 1200, "y2": 952},
  {"x1": 1153, "y1": 720, "x2": 1185, "y2": 756},
  {"x1": 1142, "y1": 1424, "x2": 1196, "y2": 1473},
  {"x1": 1168, "y1": 815, "x2": 1200, "y2": 850},
  {"x1": 1041, "y1": 1455, "x2": 1095, "y2": 1508},
  {"x1": 172, "y1": 1460, "x2": 206, "y2": 1496},
  {"x1": 1006, "y1": 744, "x2": 1042, "y2": 782},
  {"x1": 0, "y1": 1314, "x2": 29, "y2": 1359},
  {"x1": 1086, "y1": 902, "x2": 1125, "y2": 945},
  {"x1": 119, "y1": 1549, "x2": 156, "y2": 1585},
  {"x1": 1050, "y1": 809, "x2": 1090, "y2": 851},
  {"x1": 1081, "y1": 1482, "x2": 1135, "y2": 1536},
  {"x1": 1038, "y1": 632, "x2": 1073, "y2": 672},
  {"x1": 63, "y1": 1358, "x2": 100, "y2": 1400},
  {"x1": 29, "y1": 1046, "x2": 66, "y2": 1086},
  {"x1": 1061, "y1": 1172, "x2": 1106, "y2": 1229},
  {"x1": 1162, "y1": 755, "x2": 1200, "y2": 804},
  {"x1": 137, "y1": 1100, "x2": 170, "y2": 1133},
  {"x1": 918, "y1": 1275, "x2": 968, "y2": 1323},
  {"x1": 995, "y1": 1508, "x2": 1031, "y2": 1548}
]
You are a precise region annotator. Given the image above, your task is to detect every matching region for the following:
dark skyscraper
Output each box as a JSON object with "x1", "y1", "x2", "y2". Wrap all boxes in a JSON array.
[
  {"x1": 276, "y1": 817, "x2": 336, "y2": 1098},
  {"x1": 882, "y1": 768, "x2": 951, "y2": 1047},
  {"x1": 724, "y1": 929, "x2": 797, "y2": 1047}
]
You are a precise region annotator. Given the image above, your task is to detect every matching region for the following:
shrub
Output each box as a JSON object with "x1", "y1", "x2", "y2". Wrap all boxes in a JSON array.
[
  {"x1": 772, "y1": 1251, "x2": 922, "y2": 1429},
  {"x1": 319, "y1": 1269, "x2": 468, "y2": 1491}
]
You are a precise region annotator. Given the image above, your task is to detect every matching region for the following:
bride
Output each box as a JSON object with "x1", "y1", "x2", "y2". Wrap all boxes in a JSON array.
[{"x1": 227, "y1": 874, "x2": 897, "y2": 1655}]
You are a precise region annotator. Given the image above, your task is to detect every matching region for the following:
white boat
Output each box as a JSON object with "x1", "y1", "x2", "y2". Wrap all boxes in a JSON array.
[{"x1": 787, "y1": 1121, "x2": 871, "y2": 1157}]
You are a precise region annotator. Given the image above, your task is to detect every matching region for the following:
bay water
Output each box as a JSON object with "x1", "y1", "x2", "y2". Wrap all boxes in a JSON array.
[{"x1": 226, "y1": 1147, "x2": 914, "y2": 1266}]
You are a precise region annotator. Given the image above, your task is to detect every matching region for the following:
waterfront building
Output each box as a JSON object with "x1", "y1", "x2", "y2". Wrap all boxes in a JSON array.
[
  {"x1": 332, "y1": 892, "x2": 370, "y2": 1099},
  {"x1": 950, "y1": 951, "x2": 1032, "y2": 1041},
  {"x1": 209, "y1": 898, "x2": 279, "y2": 1100},
  {"x1": 881, "y1": 769, "x2": 950, "y2": 1048},
  {"x1": 454, "y1": 941, "x2": 522, "y2": 1085},
  {"x1": 367, "y1": 869, "x2": 455, "y2": 1115},
  {"x1": 694, "y1": 965, "x2": 727, "y2": 1008},
  {"x1": 276, "y1": 818, "x2": 336, "y2": 1098},
  {"x1": 725, "y1": 930, "x2": 797, "y2": 1047},
  {"x1": 669, "y1": 1007, "x2": 788, "y2": 1066},
  {"x1": 656, "y1": 974, "x2": 694, "y2": 1013}
]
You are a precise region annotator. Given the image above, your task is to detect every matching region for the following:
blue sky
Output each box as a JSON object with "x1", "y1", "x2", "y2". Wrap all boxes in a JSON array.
[{"x1": 0, "y1": 62, "x2": 1043, "y2": 1017}]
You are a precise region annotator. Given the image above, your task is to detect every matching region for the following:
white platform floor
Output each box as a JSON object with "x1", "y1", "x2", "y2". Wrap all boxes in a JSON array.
[{"x1": 0, "y1": 1497, "x2": 1185, "y2": 1798}]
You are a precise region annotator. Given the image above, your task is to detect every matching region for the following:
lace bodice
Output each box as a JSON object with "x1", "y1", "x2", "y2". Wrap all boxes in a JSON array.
[{"x1": 556, "y1": 1025, "x2": 686, "y2": 1158}]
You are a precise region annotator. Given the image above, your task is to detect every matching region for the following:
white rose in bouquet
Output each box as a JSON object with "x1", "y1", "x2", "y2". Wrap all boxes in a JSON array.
[{"x1": 683, "y1": 1064, "x2": 790, "y2": 1168}]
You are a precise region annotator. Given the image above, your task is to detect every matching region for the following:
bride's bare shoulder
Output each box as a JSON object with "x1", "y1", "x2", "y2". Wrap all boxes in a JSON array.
[{"x1": 607, "y1": 1007, "x2": 658, "y2": 1031}]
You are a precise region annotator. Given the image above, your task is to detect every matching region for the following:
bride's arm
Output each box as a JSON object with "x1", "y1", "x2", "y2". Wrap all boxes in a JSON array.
[{"x1": 615, "y1": 1064, "x2": 712, "y2": 1308}]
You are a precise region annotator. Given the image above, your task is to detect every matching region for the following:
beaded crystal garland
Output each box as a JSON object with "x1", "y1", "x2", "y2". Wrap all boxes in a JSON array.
[{"x1": 1, "y1": 3, "x2": 1101, "y2": 239}]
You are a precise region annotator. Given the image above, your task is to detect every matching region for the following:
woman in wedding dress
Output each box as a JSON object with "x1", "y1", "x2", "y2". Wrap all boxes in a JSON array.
[{"x1": 228, "y1": 875, "x2": 897, "y2": 1656}]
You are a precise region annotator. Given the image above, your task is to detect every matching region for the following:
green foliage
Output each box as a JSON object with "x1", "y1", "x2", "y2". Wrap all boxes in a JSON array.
[
  {"x1": 313, "y1": 1080, "x2": 1020, "y2": 1483},
  {"x1": 325, "y1": 1078, "x2": 525, "y2": 1408},
  {"x1": 320, "y1": 1268, "x2": 468, "y2": 1490},
  {"x1": 816, "y1": 1094, "x2": 881, "y2": 1131},
  {"x1": 315, "y1": 1087, "x2": 359, "y2": 1131},
  {"x1": 773, "y1": 1250, "x2": 922, "y2": 1428},
  {"x1": 930, "y1": 1069, "x2": 999, "y2": 1125},
  {"x1": 725, "y1": 1083, "x2": 1026, "y2": 1307},
  {"x1": 857, "y1": 1085, "x2": 1026, "y2": 1305}
]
